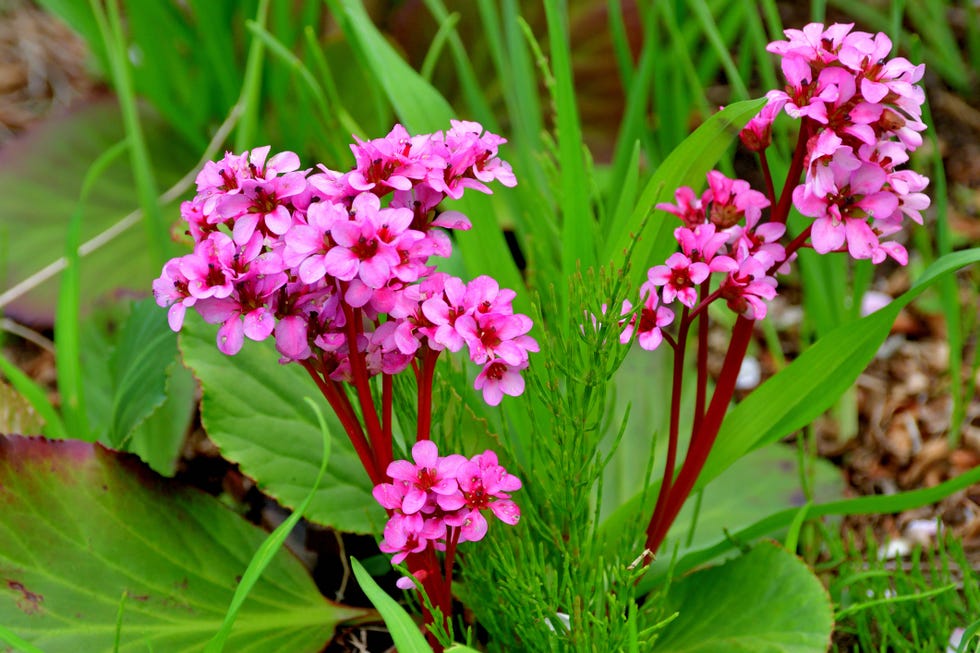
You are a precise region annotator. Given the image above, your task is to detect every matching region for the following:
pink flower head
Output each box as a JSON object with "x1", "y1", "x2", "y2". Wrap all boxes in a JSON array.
[
  {"x1": 620, "y1": 287, "x2": 675, "y2": 351},
  {"x1": 647, "y1": 252, "x2": 711, "y2": 308},
  {"x1": 454, "y1": 450, "x2": 522, "y2": 541},
  {"x1": 704, "y1": 171, "x2": 770, "y2": 229},
  {"x1": 379, "y1": 513, "x2": 443, "y2": 564},
  {"x1": 656, "y1": 186, "x2": 705, "y2": 228},
  {"x1": 474, "y1": 359, "x2": 528, "y2": 406},
  {"x1": 322, "y1": 193, "x2": 414, "y2": 289},
  {"x1": 740, "y1": 97, "x2": 787, "y2": 152},
  {"x1": 386, "y1": 440, "x2": 467, "y2": 514}
]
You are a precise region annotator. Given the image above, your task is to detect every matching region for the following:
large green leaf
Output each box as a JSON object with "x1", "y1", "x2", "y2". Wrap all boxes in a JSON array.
[
  {"x1": 701, "y1": 248, "x2": 980, "y2": 486},
  {"x1": 654, "y1": 541, "x2": 832, "y2": 652},
  {"x1": 0, "y1": 99, "x2": 192, "y2": 325},
  {"x1": 0, "y1": 436, "x2": 367, "y2": 652},
  {"x1": 178, "y1": 312, "x2": 381, "y2": 533}
]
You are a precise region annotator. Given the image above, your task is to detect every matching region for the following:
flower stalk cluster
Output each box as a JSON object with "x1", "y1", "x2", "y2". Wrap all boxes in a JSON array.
[
  {"x1": 616, "y1": 23, "x2": 929, "y2": 556},
  {"x1": 153, "y1": 122, "x2": 531, "y2": 646}
]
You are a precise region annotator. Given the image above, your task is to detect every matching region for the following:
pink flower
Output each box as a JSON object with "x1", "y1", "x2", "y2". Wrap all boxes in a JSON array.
[
  {"x1": 620, "y1": 288, "x2": 675, "y2": 351},
  {"x1": 386, "y1": 441, "x2": 467, "y2": 514},
  {"x1": 656, "y1": 187, "x2": 704, "y2": 228},
  {"x1": 647, "y1": 253, "x2": 710, "y2": 308},
  {"x1": 474, "y1": 359, "x2": 528, "y2": 406}
]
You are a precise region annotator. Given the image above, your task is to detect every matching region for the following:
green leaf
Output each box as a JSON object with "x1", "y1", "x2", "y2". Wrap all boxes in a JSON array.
[
  {"x1": 600, "y1": 98, "x2": 766, "y2": 280},
  {"x1": 350, "y1": 558, "x2": 432, "y2": 653},
  {"x1": 654, "y1": 541, "x2": 833, "y2": 652},
  {"x1": 205, "y1": 399, "x2": 333, "y2": 653},
  {"x1": 104, "y1": 299, "x2": 182, "y2": 447},
  {"x1": 178, "y1": 312, "x2": 380, "y2": 533},
  {"x1": 700, "y1": 248, "x2": 980, "y2": 487},
  {"x1": 0, "y1": 435, "x2": 367, "y2": 652},
  {"x1": 126, "y1": 358, "x2": 195, "y2": 477},
  {"x1": 0, "y1": 99, "x2": 192, "y2": 325}
]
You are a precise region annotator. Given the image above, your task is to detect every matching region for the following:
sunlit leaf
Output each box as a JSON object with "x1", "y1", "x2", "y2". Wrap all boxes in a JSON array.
[
  {"x1": 0, "y1": 436, "x2": 367, "y2": 652},
  {"x1": 654, "y1": 541, "x2": 832, "y2": 652}
]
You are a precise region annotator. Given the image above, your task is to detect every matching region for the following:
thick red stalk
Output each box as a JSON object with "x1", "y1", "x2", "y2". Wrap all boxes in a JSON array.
[
  {"x1": 692, "y1": 281, "x2": 711, "y2": 438},
  {"x1": 416, "y1": 347, "x2": 440, "y2": 441},
  {"x1": 645, "y1": 315, "x2": 755, "y2": 553},
  {"x1": 341, "y1": 303, "x2": 386, "y2": 460},
  {"x1": 645, "y1": 307, "x2": 689, "y2": 540}
]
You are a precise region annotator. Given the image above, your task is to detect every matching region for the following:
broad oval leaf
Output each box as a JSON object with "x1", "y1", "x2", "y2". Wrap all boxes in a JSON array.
[
  {"x1": 0, "y1": 436, "x2": 367, "y2": 652},
  {"x1": 654, "y1": 541, "x2": 833, "y2": 653},
  {"x1": 178, "y1": 311, "x2": 381, "y2": 533}
]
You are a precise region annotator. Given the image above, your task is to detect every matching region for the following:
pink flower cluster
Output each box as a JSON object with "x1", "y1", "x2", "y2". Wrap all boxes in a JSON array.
[
  {"x1": 617, "y1": 171, "x2": 783, "y2": 351},
  {"x1": 372, "y1": 441, "x2": 521, "y2": 586},
  {"x1": 755, "y1": 22, "x2": 930, "y2": 263},
  {"x1": 152, "y1": 122, "x2": 537, "y2": 405}
]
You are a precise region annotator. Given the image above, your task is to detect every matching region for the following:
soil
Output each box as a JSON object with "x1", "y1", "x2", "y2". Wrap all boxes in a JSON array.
[{"x1": 0, "y1": 1, "x2": 978, "y2": 651}]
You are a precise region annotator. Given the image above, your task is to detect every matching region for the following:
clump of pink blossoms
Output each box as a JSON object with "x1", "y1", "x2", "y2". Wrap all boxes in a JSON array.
[
  {"x1": 615, "y1": 23, "x2": 930, "y2": 559},
  {"x1": 153, "y1": 122, "x2": 529, "y2": 645},
  {"x1": 373, "y1": 441, "x2": 520, "y2": 588}
]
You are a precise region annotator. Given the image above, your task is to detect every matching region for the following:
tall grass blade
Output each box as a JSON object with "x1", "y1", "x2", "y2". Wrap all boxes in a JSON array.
[
  {"x1": 55, "y1": 138, "x2": 129, "y2": 440},
  {"x1": 235, "y1": 0, "x2": 270, "y2": 150}
]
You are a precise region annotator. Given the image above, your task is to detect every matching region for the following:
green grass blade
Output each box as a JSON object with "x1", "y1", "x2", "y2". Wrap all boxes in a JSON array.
[
  {"x1": 642, "y1": 461, "x2": 980, "y2": 590},
  {"x1": 89, "y1": 0, "x2": 169, "y2": 270},
  {"x1": 689, "y1": 0, "x2": 749, "y2": 99},
  {"x1": 55, "y1": 138, "x2": 129, "y2": 440},
  {"x1": 543, "y1": 0, "x2": 597, "y2": 294},
  {"x1": 783, "y1": 501, "x2": 812, "y2": 554},
  {"x1": 327, "y1": 0, "x2": 525, "y2": 310},
  {"x1": 957, "y1": 618, "x2": 980, "y2": 653},
  {"x1": 421, "y1": 0, "x2": 499, "y2": 130},
  {"x1": 234, "y1": 0, "x2": 271, "y2": 150},
  {"x1": 203, "y1": 397, "x2": 332, "y2": 653},
  {"x1": 0, "y1": 353, "x2": 65, "y2": 439},
  {"x1": 702, "y1": 248, "x2": 980, "y2": 486},
  {"x1": 350, "y1": 557, "x2": 432, "y2": 653},
  {"x1": 0, "y1": 625, "x2": 46, "y2": 653}
]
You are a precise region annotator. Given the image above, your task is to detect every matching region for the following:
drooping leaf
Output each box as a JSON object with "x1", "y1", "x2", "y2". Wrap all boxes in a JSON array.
[
  {"x1": 351, "y1": 558, "x2": 432, "y2": 653},
  {"x1": 653, "y1": 541, "x2": 833, "y2": 652},
  {"x1": 0, "y1": 435, "x2": 367, "y2": 652},
  {"x1": 700, "y1": 248, "x2": 980, "y2": 486},
  {"x1": 126, "y1": 358, "x2": 196, "y2": 476},
  {"x1": 178, "y1": 311, "x2": 381, "y2": 533},
  {"x1": 0, "y1": 99, "x2": 192, "y2": 325}
]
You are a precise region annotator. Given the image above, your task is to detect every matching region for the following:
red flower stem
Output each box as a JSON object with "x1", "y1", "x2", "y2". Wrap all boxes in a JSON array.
[
  {"x1": 442, "y1": 526, "x2": 461, "y2": 617},
  {"x1": 692, "y1": 281, "x2": 711, "y2": 438},
  {"x1": 299, "y1": 359, "x2": 381, "y2": 485},
  {"x1": 645, "y1": 315, "x2": 755, "y2": 553},
  {"x1": 341, "y1": 303, "x2": 386, "y2": 464},
  {"x1": 783, "y1": 224, "x2": 813, "y2": 262},
  {"x1": 380, "y1": 373, "x2": 393, "y2": 470},
  {"x1": 416, "y1": 347, "x2": 440, "y2": 442},
  {"x1": 646, "y1": 306, "x2": 690, "y2": 539}
]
